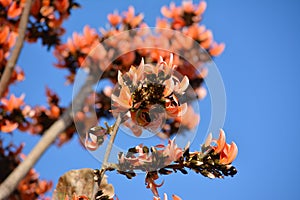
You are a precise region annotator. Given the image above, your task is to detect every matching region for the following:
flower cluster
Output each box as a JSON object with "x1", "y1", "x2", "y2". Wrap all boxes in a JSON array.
[
  {"x1": 159, "y1": 1, "x2": 225, "y2": 56},
  {"x1": 0, "y1": 0, "x2": 79, "y2": 96},
  {"x1": 0, "y1": 0, "x2": 80, "y2": 48},
  {"x1": 100, "y1": 129, "x2": 237, "y2": 197},
  {"x1": 1, "y1": 0, "x2": 80, "y2": 143},
  {"x1": 112, "y1": 54, "x2": 189, "y2": 136},
  {"x1": 0, "y1": 94, "x2": 32, "y2": 132},
  {"x1": 0, "y1": 88, "x2": 77, "y2": 145},
  {"x1": 0, "y1": 140, "x2": 52, "y2": 200},
  {"x1": 52, "y1": 1, "x2": 224, "y2": 143}
]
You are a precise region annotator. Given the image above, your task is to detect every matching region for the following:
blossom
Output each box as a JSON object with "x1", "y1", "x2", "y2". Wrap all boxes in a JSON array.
[
  {"x1": 112, "y1": 54, "x2": 189, "y2": 136},
  {"x1": 209, "y1": 42, "x2": 225, "y2": 56},
  {"x1": 107, "y1": 12, "x2": 122, "y2": 26},
  {"x1": 123, "y1": 6, "x2": 144, "y2": 28},
  {"x1": 163, "y1": 139, "x2": 183, "y2": 165},
  {"x1": 210, "y1": 129, "x2": 238, "y2": 164},
  {"x1": 219, "y1": 142, "x2": 238, "y2": 165},
  {"x1": 0, "y1": 120, "x2": 18, "y2": 132},
  {"x1": 7, "y1": 1, "x2": 23, "y2": 18},
  {"x1": 1, "y1": 94, "x2": 25, "y2": 112}
]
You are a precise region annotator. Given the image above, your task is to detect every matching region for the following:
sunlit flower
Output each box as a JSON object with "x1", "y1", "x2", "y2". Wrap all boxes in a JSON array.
[
  {"x1": 112, "y1": 54, "x2": 189, "y2": 136},
  {"x1": 210, "y1": 129, "x2": 238, "y2": 164},
  {"x1": 209, "y1": 42, "x2": 225, "y2": 56},
  {"x1": 0, "y1": 119, "x2": 18, "y2": 132},
  {"x1": 161, "y1": 2, "x2": 181, "y2": 19},
  {"x1": 212, "y1": 129, "x2": 226, "y2": 153},
  {"x1": 107, "y1": 12, "x2": 122, "y2": 26},
  {"x1": 163, "y1": 139, "x2": 183, "y2": 165},
  {"x1": 0, "y1": 26, "x2": 10, "y2": 44},
  {"x1": 54, "y1": 0, "x2": 69, "y2": 13},
  {"x1": 7, "y1": 1, "x2": 23, "y2": 18},
  {"x1": 123, "y1": 6, "x2": 144, "y2": 28},
  {"x1": 219, "y1": 142, "x2": 238, "y2": 165},
  {"x1": 1, "y1": 94, "x2": 25, "y2": 112},
  {"x1": 0, "y1": 0, "x2": 11, "y2": 7}
]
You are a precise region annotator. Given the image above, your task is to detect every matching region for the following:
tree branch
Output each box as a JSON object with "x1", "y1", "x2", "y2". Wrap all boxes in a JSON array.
[
  {"x1": 102, "y1": 114, "x2": 121, "y2": 169},
  {"x1": 0, "y1": 73, "x2": 98, "y2": 199},
  {"x1": 0, "y1": 0, "x2": 32, "y2": 97}
]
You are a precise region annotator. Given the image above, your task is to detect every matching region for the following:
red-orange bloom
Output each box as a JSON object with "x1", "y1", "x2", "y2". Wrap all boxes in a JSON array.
[
  {"x1": 7, "y1": 1, "x2": 23, "y2": 18},
  {"x1": 0, "y1": 0, "x2": 11, "y2": 7},
  {"x1": 123, "y1": 6, "x2": 144, "y2": 28},
  {"x1": 0, "y1": 26, "x2": 9, "y2": 44},
  {"x1": 54, "y1": 0, "x2": 69, "y2": 13},
  {"x1": 107, "y1": 12, "x2": 122, "y2": 26},
  {"x1": 219, "y1": 142, "x2": 238, "y2": 165},
  {"x1": 213, "y1": 129, "x2": 226, "y2": 153},
  {"x1": 209, "y1": 42, "x2": 225, "y2": 56},
  {"x1": 0, "y1": 120, "x2": 18, "y2": 132},
  {"x1": 211, "y1": 129, "x2": 238, "y2": 164},
  {"x1": 1, "y1": 94, "x2": 25, "y2": 112}
]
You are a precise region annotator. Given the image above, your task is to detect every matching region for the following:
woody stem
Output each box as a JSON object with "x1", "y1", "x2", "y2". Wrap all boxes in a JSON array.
[{"x1": 101, "y1": 114, "x2": 122, "y2": 169}]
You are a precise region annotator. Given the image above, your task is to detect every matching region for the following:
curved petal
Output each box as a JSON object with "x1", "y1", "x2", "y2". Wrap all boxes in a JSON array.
[{"x1": 213, "y1": 129, "x2": 226, "y2": 153}]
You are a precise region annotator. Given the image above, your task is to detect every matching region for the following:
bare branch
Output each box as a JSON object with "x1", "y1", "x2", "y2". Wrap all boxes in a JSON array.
[
  {"x1": 102, "y1": 114, "x2": 121, "y2": 169},
  {"x1": 0, "y1": 0, "x2": 32, "y2": 97},
  {"x1": 0, "y1": 73, "x2": 98, "y2": 199}
]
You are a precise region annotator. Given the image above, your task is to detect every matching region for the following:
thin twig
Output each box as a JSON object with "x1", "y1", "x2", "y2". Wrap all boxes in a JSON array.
[
  {"x1": 102, "y1": 114, "x2": 122, "y2": 169},
  {"x1": 0, "y1": 74, "x2": 97, "y2": 199},
  {"x1": 0, "y1": 0, "x2": 33, "y2": 97}
]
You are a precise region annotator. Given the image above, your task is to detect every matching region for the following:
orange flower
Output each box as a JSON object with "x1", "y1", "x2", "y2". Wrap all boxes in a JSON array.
[
  {"x1": 209, "y1": 42, "x2": 225, "y2": 56},
  {"x1": 156, "y1": 18, "x2": 170, "y2": 29},
  {"x1": 40, "y1": 5, "x2": 54, "y2": 17},
  {"x1": 0, "y1": 0, "x2": 11, "y2": 7},
  {"x1": 123, "y1": 6, "x2": 144, "y2": 28},
  {"x1": 107, "y1": 12, "x2": 122, "y2": 26},
  {"x1": 111, "y1": 84, "x2": 132, "y2": 112},
  {"x1": 210, "y1": 129, "x2": 238, "y2": 164},
  {"x1": 54, "y1": 0, "x2": 69, "y2": 13},
  {"x1": 163, "y1": 139, "x2": 183, "y2": 165},
  {"x1": 0, "y1": 120, "x2": 18, "y2": 132},
  {"x1": 194, "y1": 1, "x2": 207, "y2": 15},
  {"x1": 0, "y1": 26, "x2": 9, "y2": 44},
  {"x1": 212, "y1": 129, "x2": 226, "y2": 153},
  {"x1": 7, "y1": 1, "x2": 23, "y2": 18},
  {"x1": 165, "y1": 95, "x2": 187, "y2": 118},
  {"x1": 219, "y1": 142, "x2": 238, "y2": 165},
  {"x1": 161, "y1": 2, "x2": 181, "y2": 19},
  {"x1": 1, "y1": 94, "x2": 25, "y2": 112}
]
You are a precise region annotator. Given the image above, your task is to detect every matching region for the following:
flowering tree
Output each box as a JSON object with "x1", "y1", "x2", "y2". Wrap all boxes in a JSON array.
[{"x1": 0, "y1": 1, "x2": 238, "y2": 199}]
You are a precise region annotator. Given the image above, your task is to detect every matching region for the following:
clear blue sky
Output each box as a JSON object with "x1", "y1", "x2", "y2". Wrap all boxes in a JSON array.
[{"x1": 7, "y1": 0, "x2": 300, "y2": 199}]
